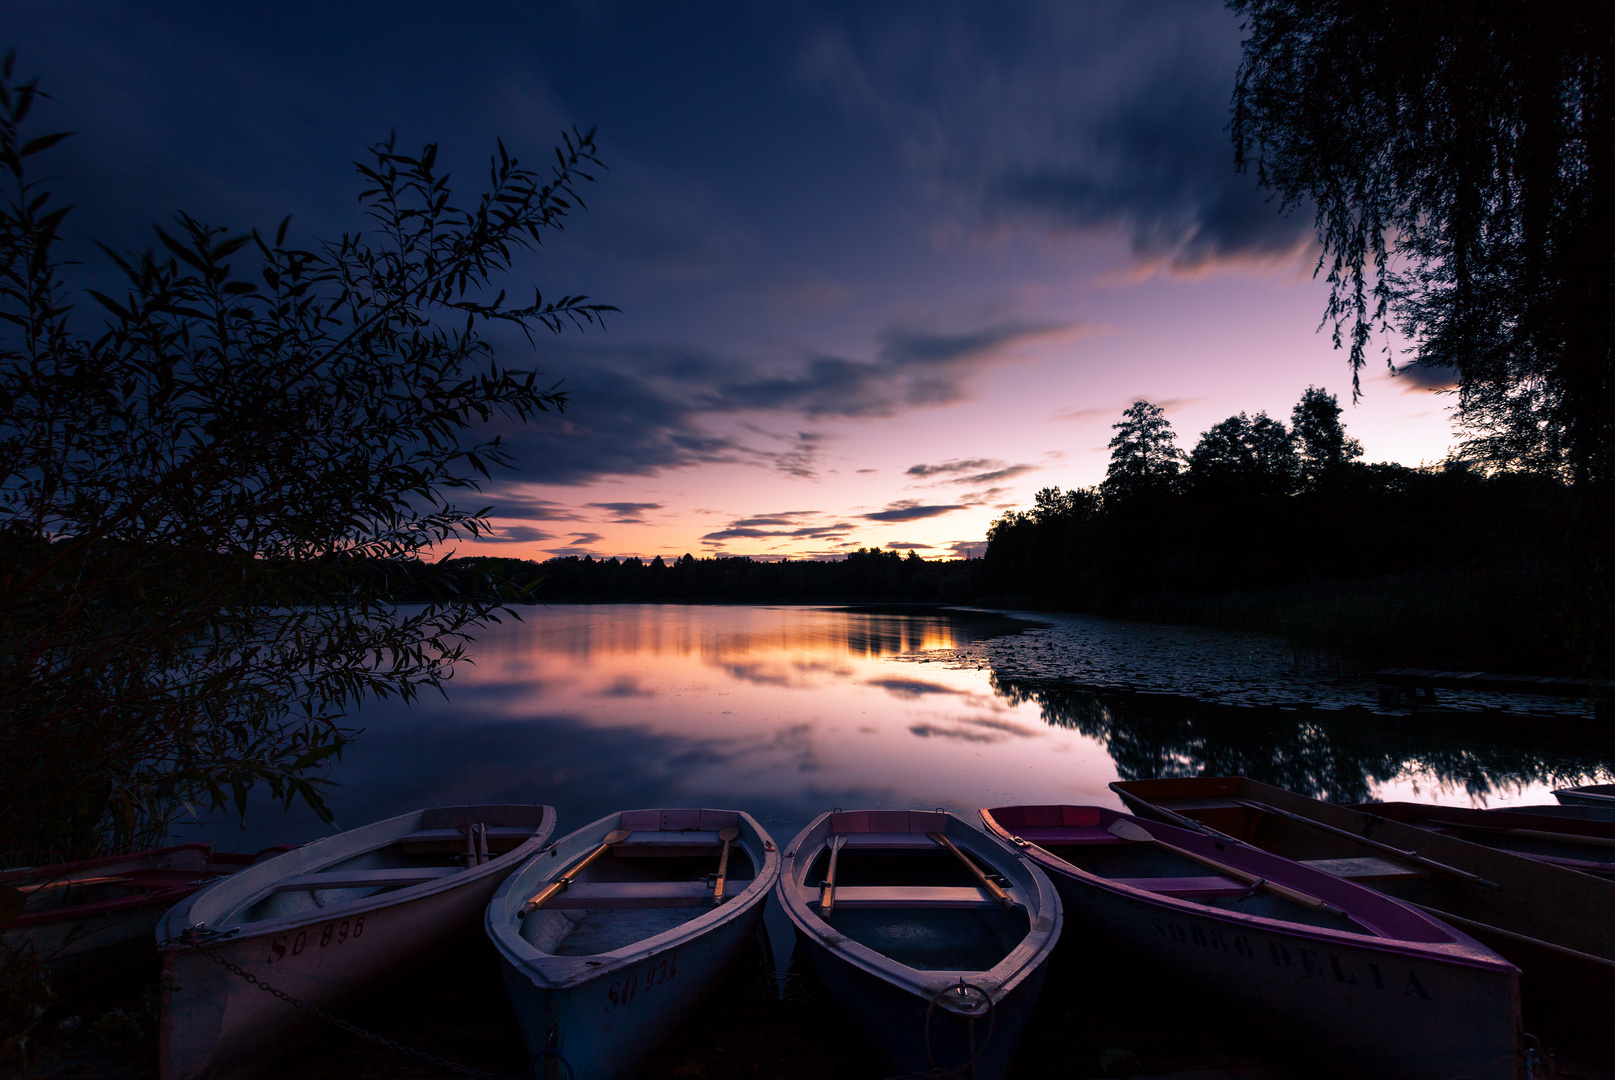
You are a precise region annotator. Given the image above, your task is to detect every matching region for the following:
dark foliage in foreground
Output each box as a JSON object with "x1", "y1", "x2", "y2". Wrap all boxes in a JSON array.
[{"x1": 0, "y1": 56, "x2": 608, "y2": 864}]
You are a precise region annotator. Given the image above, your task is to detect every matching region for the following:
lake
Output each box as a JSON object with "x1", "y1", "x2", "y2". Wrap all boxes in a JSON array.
[{"x1": 182, "y1": 602, "x2": 1614, "y2": 856}]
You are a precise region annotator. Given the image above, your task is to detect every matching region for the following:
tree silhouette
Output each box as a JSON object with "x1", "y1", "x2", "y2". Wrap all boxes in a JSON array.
[
  {"x1": 1290, "y1": 387, "x2": 1362, "y2": 491},
  {"x1": 1100, "y1": 400, "x2": 1183, "y2": 504}
]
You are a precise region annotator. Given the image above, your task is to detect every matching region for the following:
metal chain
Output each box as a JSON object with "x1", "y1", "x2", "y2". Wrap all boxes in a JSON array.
[{"x1": 171, "y1": 939, "x2": 517, "y2": 1080}]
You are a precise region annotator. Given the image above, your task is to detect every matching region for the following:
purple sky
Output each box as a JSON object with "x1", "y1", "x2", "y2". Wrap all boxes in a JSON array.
[{"x1": 11, "y1": 1, "x2": 1457, "y2": 560}]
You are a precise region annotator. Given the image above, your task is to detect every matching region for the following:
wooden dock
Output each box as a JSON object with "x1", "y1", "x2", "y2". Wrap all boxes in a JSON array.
[{"x1": 1374, "y1": 668, "x2": 1611, "y2": 718}]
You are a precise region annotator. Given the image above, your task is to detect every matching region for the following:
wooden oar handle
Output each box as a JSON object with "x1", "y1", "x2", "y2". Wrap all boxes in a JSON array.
[
  {"x1": 928, "y1": 832, "x2": 1014, "y2": 908},
  {"x1": 712, "y1": 839, "x2": 735, "y2": 903},
  {"x1": 820, "y1": 835, "x2": 846, "y2": 917},
  {"x1": 519, "y1": 830, "x2": 630, "y2": 917}
]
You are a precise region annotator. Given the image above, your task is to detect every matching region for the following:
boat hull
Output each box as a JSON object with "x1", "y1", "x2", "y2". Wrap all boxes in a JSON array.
[
  {"x1": 498, "y1": 897, "x2": 764, "y2": 1080},
  {"x1": 792, "y1": 922, "x2": 1047, "y2": 1080},
  {"x1": 1115, "y1": 776, "x2": 1615, "y2": 1059},
  {"x1": 157, "y1": 804, "x2": 552, "y2": 1080},
  {"x1": 776, "y1": 809, "x2": 1061, "y2": 1080},
  {"x1": 161, "y1": 872, "x2": 504, "y2": 1080},
  {"x1": 1047, "y1": 869, "x2": 1518, "y2": 1079},
  {"x1": 488, "y1": 808, "x2": 780, "y2": 1080}
]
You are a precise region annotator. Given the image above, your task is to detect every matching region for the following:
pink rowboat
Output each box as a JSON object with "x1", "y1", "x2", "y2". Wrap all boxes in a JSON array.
[
  {"x1": 156, "y1": 803, "x2": 554, "y2": 1080},
  {"x1": 981, "y1": 805, "x2": 1522, "y2": 1080},
  {"x1": 1, "y1": 843, "x2": 288, "y2": 981}
]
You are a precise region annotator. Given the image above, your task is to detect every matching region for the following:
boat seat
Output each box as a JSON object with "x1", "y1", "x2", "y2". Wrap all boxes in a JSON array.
[
  {"x1": 1016, "y1": 827, "x2": 1122, "y2": 845},
  {"x1": 610, "y1": 832, "x2": 728, "y2": 857},
  {"x1": 540, "y1": 881, "x2": 719, "y2": 909},
  {"x1": 834, "y1": 833, "x2": 939, "y2": 851},
  {"x1": 812, "y1": 886, "x2": 997, "y2": 909},
  {"x1": 1110, "y1": 875, "x2": 1251, "y2": 899},
  {"x1": 394, "y1": 825, "x2": 538, "y2": 855},
  {"x1": 1300, "y1": 857, "x2": 1428, "y2": 880},
  {"x1": 272, "y1": 866, "x2": 464, "y2": 892}
]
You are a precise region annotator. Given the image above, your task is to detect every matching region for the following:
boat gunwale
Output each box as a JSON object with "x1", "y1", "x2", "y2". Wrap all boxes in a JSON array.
[
  {"x1": 486, "y1": 807, "x2": 781, "y2": 991},
  {"x1": 978, "y1": 804, "x2": 1516, "y2": 975},
  {"x1": 155, "y1": 804, "x2": 556, "y2": 947},
  {"x1": 4, "y1": 844, "x2": 226, "y2": 927},
  {"x1": 776, "y1": 809, "x2": 1061, "y2": 1007}
]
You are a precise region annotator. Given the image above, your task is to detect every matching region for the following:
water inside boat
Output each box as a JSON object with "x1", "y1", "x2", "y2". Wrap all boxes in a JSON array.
[
  {"x1": 520, "y1": 847, "x2": 757, "y2": 957},
  {"x1": 806, "y1": 848, "x2": 1030, "y2": 971}
]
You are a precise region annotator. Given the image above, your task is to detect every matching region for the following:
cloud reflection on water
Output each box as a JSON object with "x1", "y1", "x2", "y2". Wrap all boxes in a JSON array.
[{"x1": 180, "y1": 604, "x2": 1615, "y2": 854}]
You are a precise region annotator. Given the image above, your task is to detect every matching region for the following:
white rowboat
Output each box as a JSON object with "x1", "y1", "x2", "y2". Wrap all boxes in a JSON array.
[
  {"x1": 777, "y1": 809, "x2": 1061, "y2": 1080},
  {"x1": 487, "y1": 808, "x2": 780, "y2": 1080},
  {"x1": 156, "y1": 803, "x2": 554, "y2": 1080}
]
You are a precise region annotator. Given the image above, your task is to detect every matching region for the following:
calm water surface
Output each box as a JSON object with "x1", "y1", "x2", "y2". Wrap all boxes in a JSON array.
[{"x1": 186, "y1": 603, "x2": 1615, "y2": 855}]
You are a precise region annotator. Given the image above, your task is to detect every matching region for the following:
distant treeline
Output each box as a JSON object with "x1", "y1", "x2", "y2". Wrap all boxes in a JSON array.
[
  {"x1": 414, "y1": 546, "x2": 983, "y2": 604},
  {"x1": 982, "y1": 392, "x2": 1591, "y2": 674}
]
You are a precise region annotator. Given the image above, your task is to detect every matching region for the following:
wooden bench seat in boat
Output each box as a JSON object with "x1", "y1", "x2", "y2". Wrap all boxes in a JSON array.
[
  {"x1": 1299, "y1": 857, "x2": 1428, "y2": 881},
  {"x1": 609, "y1": 831, "x2": 729, "y2": 856},
  {"x1": 270, "y1": 866, "x2": 464, "y2": 893},
  {"x1": 540, "y1": 881, "x2": 721, "y2": 909},
  {"x1": 812, "y1": 886, "x2": 997, "y2": 909},
  {"x1": 1110, "y1": 875, "x2": 1251, "y2": 899}
]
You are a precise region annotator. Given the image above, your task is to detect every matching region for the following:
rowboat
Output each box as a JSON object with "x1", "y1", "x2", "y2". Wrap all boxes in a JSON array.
[
  {"x1": 1553, "y1": 783, "x2": 1615, "y2": 813},
  {"x1": 1353, "y1": 801, "x2": 1615, "y2": 877},
  {"x1": 487, "y1": 808, "x2": 779, "y2": 1080},
  {"x1": 777, "y1": 809, "x2": 1060, "y2": 1080},
  {"x1": 156, "y1": 803, "x2": 554, "y2": 1080},
  {"x1": 1113, "y1": 776, "x2": 1615, "y2": 1057},
  {"x1": 980, "y1": 804, "x2": 1521, "y2": 1079},
  {"x1": 1, "y1": 843, "x2": 287, "y2": 981}
]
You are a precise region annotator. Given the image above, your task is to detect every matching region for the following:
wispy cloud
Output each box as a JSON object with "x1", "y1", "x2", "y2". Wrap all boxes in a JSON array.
[
  {"x1": 468, "y1": 524, "x2": 555, "y2": 544},
  {"x1": 861, "y1": 500, "x2": 965, "y2": 523},
  {"x1": 588, "y1": 502, "x2": 662, "y2": 523}
]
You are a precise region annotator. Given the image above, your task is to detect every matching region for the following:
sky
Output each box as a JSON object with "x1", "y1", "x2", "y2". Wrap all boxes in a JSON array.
[{"x1": 8, "y1": 1, "x2": 1459, "y2": 562}]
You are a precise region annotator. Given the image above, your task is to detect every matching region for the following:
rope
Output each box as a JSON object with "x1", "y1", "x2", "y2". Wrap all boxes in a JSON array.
[
  {"x1": 162, "y1": 933, "x2": 518, "y2": 1080},
  {"x1": 890, "y1": 979, "x2": 994, "y2": 1080}
]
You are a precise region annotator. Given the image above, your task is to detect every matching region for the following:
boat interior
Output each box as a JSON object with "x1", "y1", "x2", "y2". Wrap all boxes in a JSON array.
[
  {"x1": 987, "y1": 805, "x2": 1445, "y2": 941},
  {"x1": 1360, "y1": 803, "x2": 1615, "y2": 874},
  {"x1": 230, "y1": 805, "x2": 548, "y2": 925},
  {"x1": 520, "y1": 809, "x2": 758, "y2": 958},
  {"x1": 6, "y1": 845, "x2": 262, "y2": 919},
  {"x1": 801, "y1": 812, "x2": 1030, "y2": 972}
]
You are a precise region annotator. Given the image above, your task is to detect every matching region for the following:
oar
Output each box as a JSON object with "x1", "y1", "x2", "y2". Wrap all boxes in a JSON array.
[
  {"x1": 927, "y1": 832, "x2": 1014, "y2": 908},
  {"x1": 1236, "y1": 800, "x2": 1502, "y2": 890},
  {"x1": 518, "y1": 829, "x2": 632, "y2": 918},
  {"x1": 820, "y1": 835, "x2": 847, "y2": 916},
  {"x1": 711, "y1": 826, "x2": 741, "y2": 903},
  {"x1": 16, "y1": 875, "x2": 130, "y2": 894},
  {"x1": 1106, "y1": 818, "x2": 1349, "y2": 917},
  {"x1": 1425, "y1": 819, "x2": 1615, "y2": 850}
]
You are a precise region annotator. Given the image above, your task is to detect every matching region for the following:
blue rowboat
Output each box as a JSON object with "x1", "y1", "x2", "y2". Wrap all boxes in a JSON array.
[
  {"x1": 486, "y1": 808, "x2": 780, "y2": 1080},
  {"x1": 777, "y1": 809, "x2": 1060, "y2": 1080},
  {"x1": 156, "y1": 804, "x2": 554, "y2": 1080},
  {"x1": 982, "y1": 804, "x2": 1522, "y2": 1080}
]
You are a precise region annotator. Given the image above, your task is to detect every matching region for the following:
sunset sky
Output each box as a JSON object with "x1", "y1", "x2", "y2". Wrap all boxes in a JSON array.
[{"x1": 14, "y1": 1, "x2": 1458, "y2": 562}]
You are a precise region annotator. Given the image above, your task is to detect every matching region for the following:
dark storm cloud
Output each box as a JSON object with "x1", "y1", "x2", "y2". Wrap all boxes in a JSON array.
[
  {"x1": 800, "y1": 3, "x2": 1313, "y2": 269},
  {"x1": 588, "y1": 502, "x2": 662, "y2": 522},
  {"x1": 861, "y1": 500, "x2": 965, "y2": 523}
]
